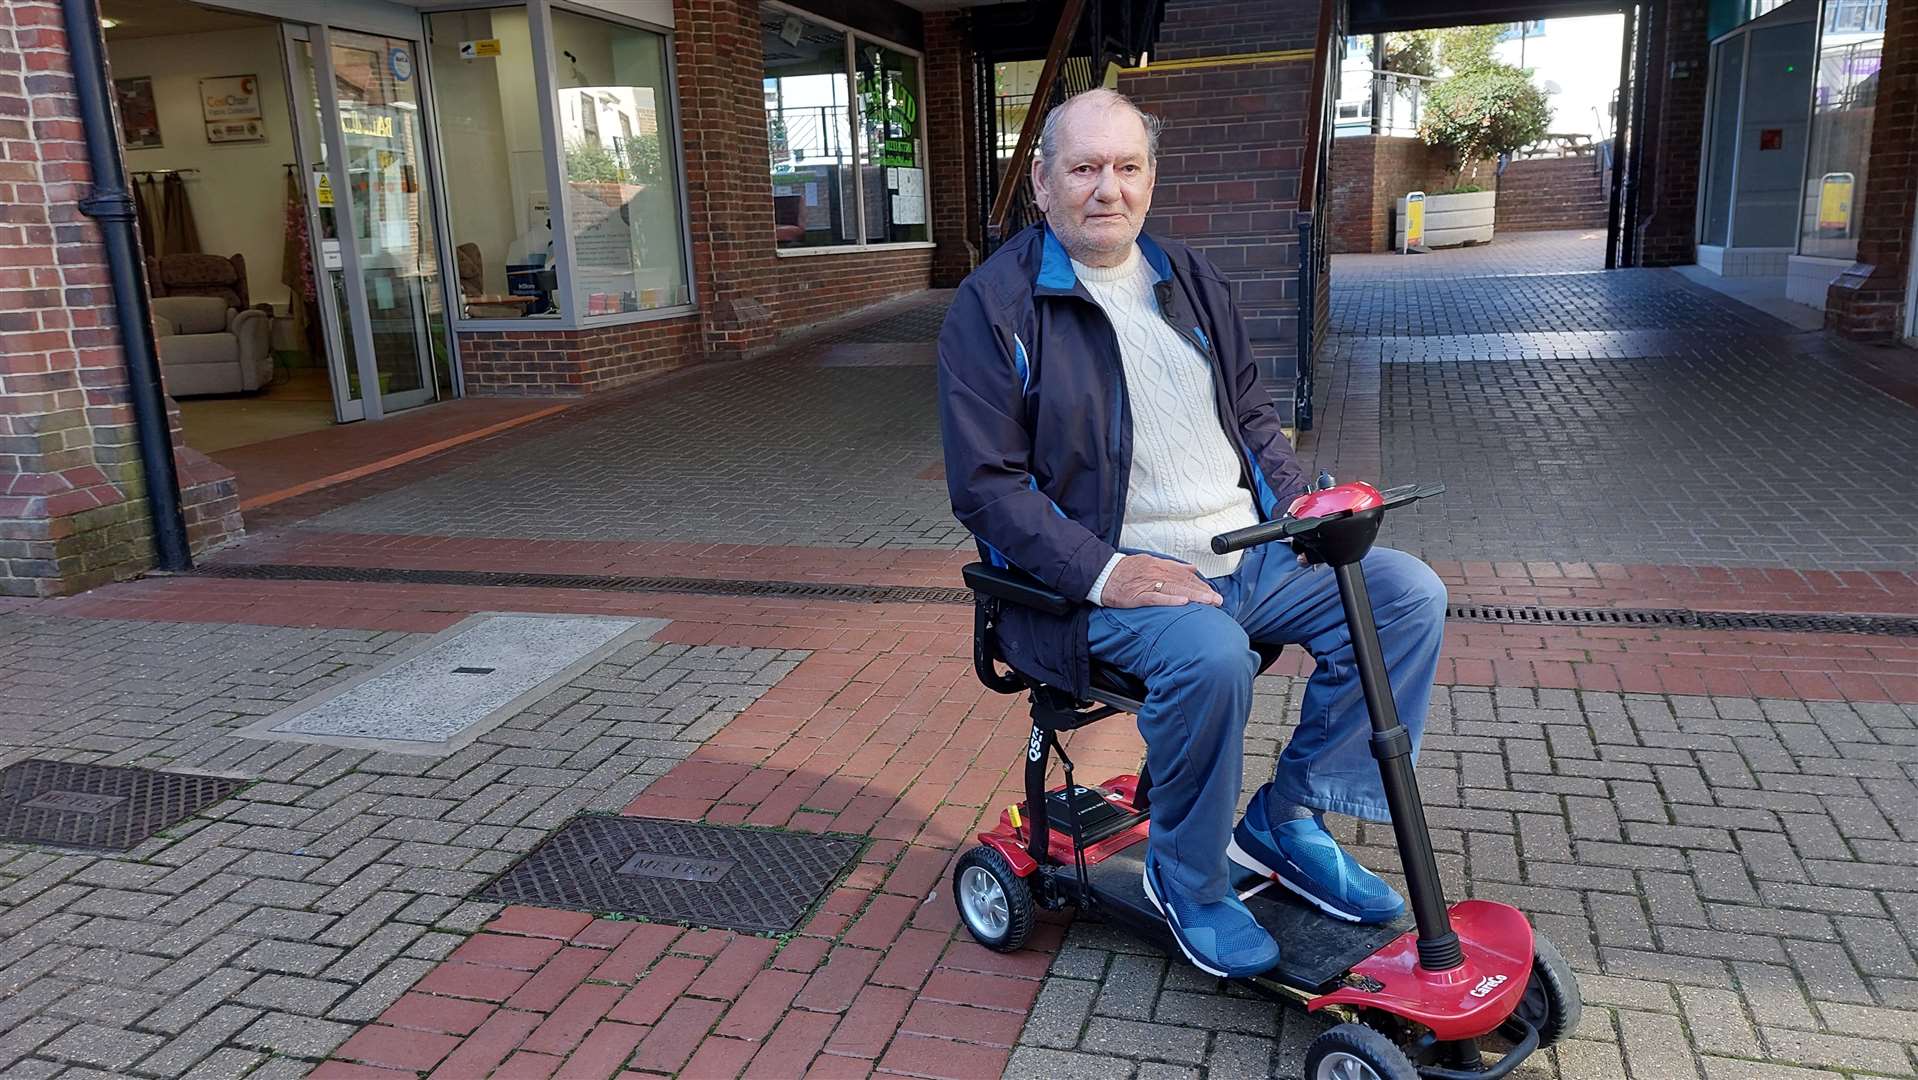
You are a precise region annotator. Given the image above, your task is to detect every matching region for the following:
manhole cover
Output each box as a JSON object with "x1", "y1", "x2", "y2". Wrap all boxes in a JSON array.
[
  {"x1": 478, "y1": 816, "x2": 861, "y2": 933},
  {"x1": 0, "y1": 759, "x2": 244, "y2": 851}
]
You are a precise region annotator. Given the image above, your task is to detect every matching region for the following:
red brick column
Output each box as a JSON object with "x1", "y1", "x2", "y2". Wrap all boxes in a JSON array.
[
  {"x1": 924, "y1": 12, "x2": 978, "y2": 288},
  {"x1": 1120, "y1": 0, "x2": 1322, "y2": 420},
  {"x1": 1826, "y1": 1, "x2": 1917, "y2": 341},
  {"x1": 1635, "y1": 1, "x2": 1710, "y2": 267},
  {"x1": 0, "y1": 1, "x2": 237, "y2": 597}
]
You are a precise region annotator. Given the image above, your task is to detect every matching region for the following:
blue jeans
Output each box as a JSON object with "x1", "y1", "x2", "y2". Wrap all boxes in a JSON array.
[{"x1": 1088, "y1": 542, "x2": 1446, "y2": 902}]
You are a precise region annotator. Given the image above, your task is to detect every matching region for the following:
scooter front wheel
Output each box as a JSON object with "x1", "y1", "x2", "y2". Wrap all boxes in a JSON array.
[
  {"x1": 1511, "y1": 933, "x2": 1581, "y2": 1048},
  {"x1": 1304, "y1": 1023, "x2": 1418, "y2": 1080},
  {"x1": 953, "y1": 845, "x2": 1034, "y2": 952}
]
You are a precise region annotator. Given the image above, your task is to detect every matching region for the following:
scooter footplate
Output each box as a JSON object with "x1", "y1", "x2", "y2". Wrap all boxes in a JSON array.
[{"x1": 1081, "y1": 845, "x2": 1413, "y2": 993}]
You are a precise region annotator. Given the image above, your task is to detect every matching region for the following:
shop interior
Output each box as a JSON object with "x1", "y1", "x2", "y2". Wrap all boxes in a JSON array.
[{"x1": 103, "y1": 0, "x2": 462, "y2": 465}]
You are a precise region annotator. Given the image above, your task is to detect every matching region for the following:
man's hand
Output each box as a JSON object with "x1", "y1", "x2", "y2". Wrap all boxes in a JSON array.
[{"x1": 1099, "y1": 554, "x2": 1223, "y2": 609}]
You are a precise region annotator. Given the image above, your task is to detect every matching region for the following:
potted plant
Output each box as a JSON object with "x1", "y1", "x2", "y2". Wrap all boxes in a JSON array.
[{"x1": 1399, "y1": 29, "x2": 1551, "y2": 248}]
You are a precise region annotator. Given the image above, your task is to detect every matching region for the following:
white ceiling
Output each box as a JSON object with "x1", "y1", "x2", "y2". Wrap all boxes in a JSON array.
[{"x1": 101, "y1": 0, "x2": 274, "y2": 39}]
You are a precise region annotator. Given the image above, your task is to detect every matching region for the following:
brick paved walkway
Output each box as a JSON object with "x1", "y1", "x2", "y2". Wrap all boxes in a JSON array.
[{"x1": 2, "y1": 237, "x2": 1917, "y2": 1079}]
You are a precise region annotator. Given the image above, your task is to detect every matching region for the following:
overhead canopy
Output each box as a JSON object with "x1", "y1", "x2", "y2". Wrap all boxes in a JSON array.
[{"x1": 1348, "y1": 0, "x2": 1626, "y2": 34}]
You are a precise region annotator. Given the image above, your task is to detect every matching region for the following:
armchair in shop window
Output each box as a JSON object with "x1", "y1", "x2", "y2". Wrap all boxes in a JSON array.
[
  {"x1": 147, "y1": 252, "x2": 271, "y2": 315},
  {"x1": 152, "y1": 295, "x2": 274, "y2": 397}
]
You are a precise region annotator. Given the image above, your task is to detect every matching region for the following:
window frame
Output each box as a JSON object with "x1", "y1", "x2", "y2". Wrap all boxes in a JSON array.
[
  {"x1": 418, "y1": 0, "x2": 700, "y2": 332},
  {"x1": 762, "y1": 0, "x2": 934, "y2": 258}
]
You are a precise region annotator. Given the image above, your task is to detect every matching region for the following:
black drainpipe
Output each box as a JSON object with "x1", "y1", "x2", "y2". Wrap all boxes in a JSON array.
[{"x1": 61, "y1": 0, "x2": 191, "y2": 571}]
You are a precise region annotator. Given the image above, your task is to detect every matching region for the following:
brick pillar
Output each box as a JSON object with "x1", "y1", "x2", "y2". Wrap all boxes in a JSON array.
[
  {"x1": 0, "y1": 2, "x2": 238, "y2": 597},
  {"x1": 676, "y1": 0, "x2": 779, "y2": 358},
  {"x1": 1121, "y1": 0, "x2": 1319, "y2": 420},
  {"x1": 1635, "y1": 1, "x2": 1710, "y2": 267},
  {"x1": 924, "y1": 11, "x2": 978, "y2": 288},
  {"x1": 1826, "y1": 1, "x2": 1917, "y2": 341}
]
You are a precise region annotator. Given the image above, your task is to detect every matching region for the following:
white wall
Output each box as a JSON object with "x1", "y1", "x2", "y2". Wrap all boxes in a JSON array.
[
  {"x1": 1494, "y1": 15, "x2": 1626, "y2": 142},
  {"x1": 107, "y1": 25, "x2": 296, "y2": 309}
]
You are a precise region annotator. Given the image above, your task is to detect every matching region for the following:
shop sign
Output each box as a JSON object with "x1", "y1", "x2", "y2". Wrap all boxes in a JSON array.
[
  {"x1": 1403, "y1": 191, "x2": 1425, "y2": 252},
  {"x1": 1817, "y1": 172, "x2": 1856, "y2": 234},
  {"x1": 459, "y1": 38, "x2": 502, "y2": 59},
  {"x1": 340, "y1": 110, "x2": 395, "y2": 139},
  {"x1": 389, "y1": 48, "x2": 412, "y2": 81}
]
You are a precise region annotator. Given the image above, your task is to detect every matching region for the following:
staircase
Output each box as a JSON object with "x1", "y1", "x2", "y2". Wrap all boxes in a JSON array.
[{"x1": 1495, "y1": 155, "x2": 1610, "y2": 232}]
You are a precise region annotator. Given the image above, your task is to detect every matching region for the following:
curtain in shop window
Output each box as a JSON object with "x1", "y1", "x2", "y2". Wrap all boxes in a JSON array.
[
  {"x1": 132, "y1": 175, "x2": 158, "y2": 259},
  {"x1": 158, "y1": 172, "x2": 201, "y2": 256}
]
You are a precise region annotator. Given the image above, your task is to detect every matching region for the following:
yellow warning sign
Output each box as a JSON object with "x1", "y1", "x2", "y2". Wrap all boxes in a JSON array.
[
  {"x1": 1404, "y1": 190, "x2": 1426, "y2": 252},
  {"x1": 314, "y1": 171, "x2": 333, "y2": 207},
  {"x1": 1817, "y1": 172, "x2": 1855, "y2": 234},
  {"x1": 459, "y1": 38, "x2": 502, "y2": 59}
]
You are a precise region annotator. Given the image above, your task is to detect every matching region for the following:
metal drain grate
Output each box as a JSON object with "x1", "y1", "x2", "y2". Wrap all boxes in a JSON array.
[
  {"x1": 1448, "y1": 604, "x2": 1918, "y2": 637},
  {"x1": 478, "y1": 816, "x2": 861, "y2": 933},
  {"x1": 191, "y1": 562, "x2": 974, "y2": 605},
  {"x1": 0, "y1": 759, "x2": 244, "y2": 851},
  {"x1": 187, "y1": 564, "x2": 1918, "y2": 638}
]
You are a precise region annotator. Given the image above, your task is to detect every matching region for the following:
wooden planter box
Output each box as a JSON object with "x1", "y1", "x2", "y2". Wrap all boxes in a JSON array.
[{"x1": 1394, "y1": 189, "x2": 1497, "y2": 249}]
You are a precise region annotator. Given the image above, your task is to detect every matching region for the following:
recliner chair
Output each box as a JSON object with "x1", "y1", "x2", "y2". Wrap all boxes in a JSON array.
[{"x1": 152, "y1": 295, "x2": 273, "y2": 396}]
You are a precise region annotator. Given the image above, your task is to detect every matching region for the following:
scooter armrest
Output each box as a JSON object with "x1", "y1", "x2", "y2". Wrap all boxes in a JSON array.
[{"x1": 962, "y1": 563, "x2": 1076, "y2": 617}]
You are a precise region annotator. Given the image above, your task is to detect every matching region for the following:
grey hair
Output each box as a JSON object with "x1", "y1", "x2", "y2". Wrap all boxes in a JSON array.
[{"x1": 1035, "y1": 88, "x2": 1163, "y2": 172}]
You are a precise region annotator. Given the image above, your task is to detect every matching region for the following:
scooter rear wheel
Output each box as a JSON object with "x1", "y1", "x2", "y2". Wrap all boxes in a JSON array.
[
  {"x1": 953, "y1": 845, "x2": 1034, "y2": 952},
  {"x1": 1304, "y1": 1023, "x2": 1418, "y2": 1080}
]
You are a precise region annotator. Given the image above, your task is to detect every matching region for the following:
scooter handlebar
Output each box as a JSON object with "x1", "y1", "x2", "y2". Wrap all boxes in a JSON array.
[{"x1": 1209, "y1": 481, "x2": 1446, "y2": 554}]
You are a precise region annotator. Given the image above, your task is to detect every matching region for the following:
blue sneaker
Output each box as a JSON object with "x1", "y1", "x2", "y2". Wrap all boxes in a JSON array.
[
  {"x1": 1228, "y1": 794, "x2": 1405, "y2": 924},
  {"x1": 1141, "y1": 851, "x2": 1280, "y2": 978}
]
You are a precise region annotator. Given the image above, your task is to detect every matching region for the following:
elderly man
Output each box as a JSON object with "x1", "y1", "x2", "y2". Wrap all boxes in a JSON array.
[{"x1": 937, "y1": 89, "x2": 1447, "y2": 978}]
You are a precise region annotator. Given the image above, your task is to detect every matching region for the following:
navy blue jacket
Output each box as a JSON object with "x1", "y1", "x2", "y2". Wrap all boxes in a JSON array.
[{"x1": 937, "y1": 223, "x2": 1310, "y2": 697}]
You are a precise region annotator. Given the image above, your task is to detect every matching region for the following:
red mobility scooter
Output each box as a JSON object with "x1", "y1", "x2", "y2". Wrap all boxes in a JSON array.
[{"x1": 954, "y1": 480, "x2": 1580, "y2": 1079}]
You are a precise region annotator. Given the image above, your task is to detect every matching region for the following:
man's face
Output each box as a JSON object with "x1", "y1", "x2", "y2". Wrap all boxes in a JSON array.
[{"x1": 1031, "y1": 102, "x2": 1154, "y2": 267}]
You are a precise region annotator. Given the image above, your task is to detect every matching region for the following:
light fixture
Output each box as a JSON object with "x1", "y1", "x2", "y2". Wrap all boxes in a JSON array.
[{"x1": 100, "y1": 16, "x2": 119, "y2": 28}]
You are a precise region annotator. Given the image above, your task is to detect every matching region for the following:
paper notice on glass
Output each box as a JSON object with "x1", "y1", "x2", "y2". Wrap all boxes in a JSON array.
[
  {"x1": 804, "y1": 182, "x2": 819, "y2": 207},
  {"x1": 889, "y1": 168, "x2": 925, "y2": 223},
  {"x1": 891, "y1": 195, "x2": 924, "y2": 225}
]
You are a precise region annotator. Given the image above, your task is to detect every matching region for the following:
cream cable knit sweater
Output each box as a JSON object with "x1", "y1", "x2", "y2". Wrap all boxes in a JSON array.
[{"x1": 1076, "y1": 245, "x2": 1259, "y2": 604}]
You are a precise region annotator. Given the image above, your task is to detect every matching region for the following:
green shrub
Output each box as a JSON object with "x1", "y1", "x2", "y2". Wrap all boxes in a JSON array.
[{"x1": 1417, "y1": 65, "x2": 1551, "y2": 188}]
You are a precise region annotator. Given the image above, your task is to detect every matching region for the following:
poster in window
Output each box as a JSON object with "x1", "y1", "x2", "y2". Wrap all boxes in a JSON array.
[
  {"x1": 114, "y1": 76, "x2": 161, "y2": 149},
  {"x1": 200, "y1": 74, "x2": 263, "y2": 143}
]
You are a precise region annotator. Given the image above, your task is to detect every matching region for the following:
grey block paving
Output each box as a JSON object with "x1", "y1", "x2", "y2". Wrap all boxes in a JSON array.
[
  {"x1": 0, "y1": 611, "x2": 799, "y2": 1078},
  {"x1": 1319, "y1": 244, "x2": 1918, "y2": 569},
  {"x1": 1018, "y1": 676, "x2": 1918, "y2": 1078},
  {"x1": 300, "y1": 295, "x2": 969, "y2": 548}
]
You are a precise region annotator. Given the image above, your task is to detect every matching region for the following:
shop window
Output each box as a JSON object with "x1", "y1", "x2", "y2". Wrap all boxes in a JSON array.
[
  {"x1": 856, "y1": 41, "x2": 927, "y2": 243},
  {"x1": 426, "y1": 8, "x2": 560, "y2": 319},
  {"x1": 551, "y1": 7, "x2": 691, "y2": 315},
  {"x1": 1798, "y1": 2, "x2": 1886, "y2": 260},
  {"x1": 761, "y1": 5, "x2": 926, "y2": 250},
  {"x1": 762, "y1": 8, "x2": 857, "y2": 248}
]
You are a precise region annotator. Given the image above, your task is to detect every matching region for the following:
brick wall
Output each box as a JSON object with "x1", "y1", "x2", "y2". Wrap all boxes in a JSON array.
[
  {"x1": 924, "y1": 11, "x2": 978, "y2": 288},
  {"x1": 1636, "y1": 1, "x2": 1710, "y2": 267},
  {"x1": 1827, "y1": 0, "x2": 1916, "y2": 340},
  {"x1": 0, "y1": 1, "x2": 237, "y2": 597},
  {"x1": 1121, "y1": 0, "x2": 1322, "y2": 422},
  {"x1": 1495, "y1": 155, "x2": 1610, "y2": 232},
  {"x1": 1326, "y1": 136, "x2": 1376, "y2": 254},
  {"x1": 459, "y1": 316, "x2": 701, "y2": 396},
  {"x1": 1324, "y1": 135, "x2": 1498, "y2": 254}
]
